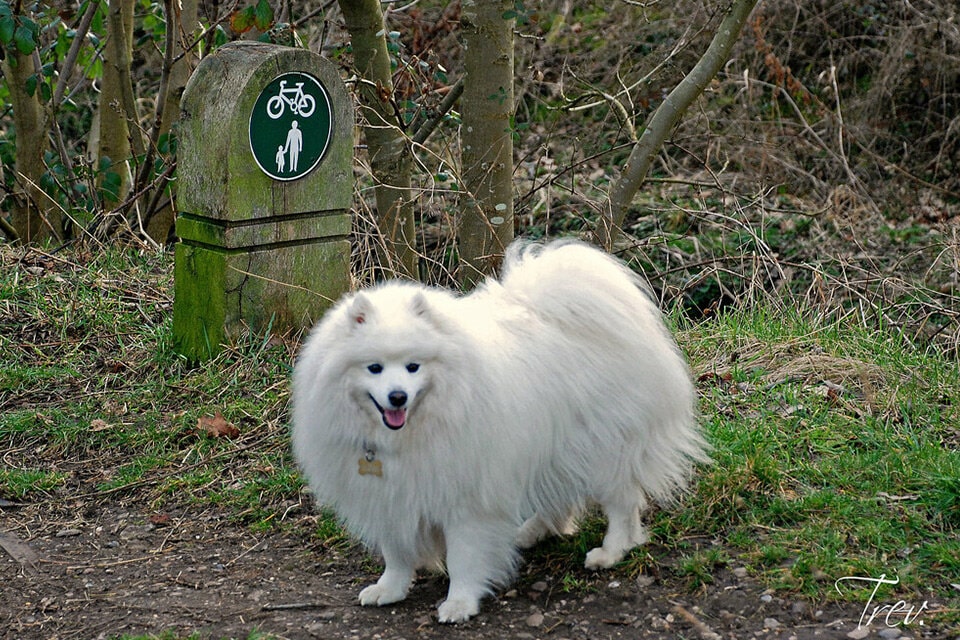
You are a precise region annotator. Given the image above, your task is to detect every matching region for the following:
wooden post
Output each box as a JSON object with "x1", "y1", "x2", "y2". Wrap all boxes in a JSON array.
[{"x1": 173, "y1": 42, "x2": 352, "y2": 361}]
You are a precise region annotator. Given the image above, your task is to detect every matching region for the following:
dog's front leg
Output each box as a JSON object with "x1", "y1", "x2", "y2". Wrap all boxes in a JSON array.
[{"x1": 358, "y1": 544, "x2": 415, "y2": 607}]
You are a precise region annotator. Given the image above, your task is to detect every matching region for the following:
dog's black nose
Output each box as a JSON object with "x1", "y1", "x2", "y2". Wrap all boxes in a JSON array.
[{"x1": 388, "y1": 390, "x2": 408, "y2": 407}]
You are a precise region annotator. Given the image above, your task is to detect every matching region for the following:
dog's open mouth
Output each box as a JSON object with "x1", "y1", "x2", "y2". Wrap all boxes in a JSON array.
[{"x1": 369, "y1": 394, "x2": 407, "y2": 430}]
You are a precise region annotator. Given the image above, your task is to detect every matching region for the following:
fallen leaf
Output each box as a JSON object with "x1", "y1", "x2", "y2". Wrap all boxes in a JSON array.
[
  {"x1": 149, "y1": 514, "x2": 171, "y2": 526},
  {"x1": 697, "y1": 371, "x2": 733, "y2": 387},
  {"x1": 198, "y1": 412, "x2": 240, "y2": 439}
]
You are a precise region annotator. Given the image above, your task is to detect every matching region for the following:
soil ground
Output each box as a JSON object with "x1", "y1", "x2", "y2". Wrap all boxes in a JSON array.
[{"x1": 2, "y1": 500, "x2": 952, "y2": 640}]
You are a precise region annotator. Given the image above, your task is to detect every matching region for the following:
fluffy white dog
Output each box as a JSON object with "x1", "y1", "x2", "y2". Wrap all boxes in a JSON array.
[{"x1": 291, "y1": 240, "x2": 707, "y2": 623}]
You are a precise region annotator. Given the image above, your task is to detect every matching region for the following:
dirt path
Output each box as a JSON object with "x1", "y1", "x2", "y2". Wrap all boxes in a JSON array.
[{"x1": 0, "y1": 504, "x2": 949, "y2": 640}]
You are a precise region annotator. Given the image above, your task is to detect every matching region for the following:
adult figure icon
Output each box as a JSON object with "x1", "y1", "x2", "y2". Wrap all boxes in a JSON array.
[{"x1": 285, "y1": 120, "x2": 303, "y2": 172}]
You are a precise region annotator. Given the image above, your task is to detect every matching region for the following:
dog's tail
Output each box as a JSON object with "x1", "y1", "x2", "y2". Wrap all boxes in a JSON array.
[
  {"x1": 500, "y1": 239, "x2": 710, "y2": 504},
  {"x1": 499, "y1": 238, "x2": 659, "y2": 330}
]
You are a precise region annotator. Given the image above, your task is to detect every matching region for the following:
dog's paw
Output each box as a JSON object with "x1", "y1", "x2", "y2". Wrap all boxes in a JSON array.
[
  {"x1": 358, "y1": 582, "x2": 408, "y2": 607},
  {"x1": 437, "y1": 596, "x2": 479, "y2": 623},
  {"x1": 584, "y1": 546, "x2": 621, "y2": 570}
]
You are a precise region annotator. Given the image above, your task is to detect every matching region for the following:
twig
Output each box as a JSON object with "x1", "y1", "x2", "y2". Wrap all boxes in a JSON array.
[
  {"x1": 292, "y1": 0, "x2": 338, "y2": 29},
  {"x1": 71, "y1": 160, "x2": 176, "y2": 246},
  {"x1": 671, "y1": 603, "x2": 722, "y2": 640},
  {"x1": 53, "y1": 0, "x2": 101, "y2": 109},
  {"x1": 0, "y1": 213, "x2": 19, "y2": 242},
  {"x1": 170, "y1": 2, "x2": 238, "y2": 66},
  {"x1": 261, "y1": 602, "x2": 331, "y2": 611},
  {"x1": 601, "y1": 0, "x2": 760, "y2": 249},
  {"x1": 566, "y1": 22, "x2": 698, "y2": 115},
  {"x1": 225, "y1": 539, "x2": 267, "y2": 567},
  {"x1": 412, "y1": 78, "x2": 464, "y2": 146},
  {"x1": 133, "y1": 0, "x2": 177, "y2": 200}
]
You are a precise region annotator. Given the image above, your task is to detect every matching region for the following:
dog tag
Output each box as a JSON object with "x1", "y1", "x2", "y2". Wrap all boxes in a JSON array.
[{"x1": 358, "y1": 457, "x2": 383, "y2": 477}]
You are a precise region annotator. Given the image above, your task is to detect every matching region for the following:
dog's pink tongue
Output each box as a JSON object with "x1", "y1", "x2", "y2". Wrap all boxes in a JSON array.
[{"x1": 384, "y1": 408, "x2": 406, "y2": 428}]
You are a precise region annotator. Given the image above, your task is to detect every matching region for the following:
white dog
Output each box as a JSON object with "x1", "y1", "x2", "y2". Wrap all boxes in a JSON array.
[{"x1": 291, "y1": 240, "x2": 707, "y2": 623}]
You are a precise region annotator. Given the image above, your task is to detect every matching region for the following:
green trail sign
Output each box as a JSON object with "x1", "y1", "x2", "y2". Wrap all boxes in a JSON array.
[
  {"x1": 249, "y1": 71, "x2": 333, "y2": 181},
  {"x1": 174, "y1": 42, "x2": 353, "y2": 362}
]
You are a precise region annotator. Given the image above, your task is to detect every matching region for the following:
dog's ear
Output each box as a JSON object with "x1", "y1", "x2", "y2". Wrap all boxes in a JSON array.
[
  {"x1": 348, "y1": 293, "x2": 373, "y2": 327},
  {"x1": 409, "y1": 291, "x2": 450, "y2": 332},
  {"x1": 409, "y1": 291, "x2": 432, "y2": 320}
]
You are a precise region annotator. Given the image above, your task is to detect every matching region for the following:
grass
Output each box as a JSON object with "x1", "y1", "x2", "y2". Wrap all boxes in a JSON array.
[
  {"x1": 2, "y1": 244, "x2": 959, "y2": 631},
  {"x1": 0, "y1": 247, "x2": 299, "y2": 530},
  {"x1": 675, "y1": 308, "x2": 960, "y2": 601}
]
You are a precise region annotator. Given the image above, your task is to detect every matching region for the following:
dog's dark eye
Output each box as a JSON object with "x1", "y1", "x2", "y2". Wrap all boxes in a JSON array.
[
  {"x1": 406, "y1": 363, "x2": 420, "y2": 373},
  {"x1": 367, "y1": 363, "x2": 383, "y2": 374}
]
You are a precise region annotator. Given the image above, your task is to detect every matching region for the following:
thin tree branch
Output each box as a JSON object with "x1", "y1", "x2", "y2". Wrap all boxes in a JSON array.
[
  {"x1": 53, "y1": 0, "x2": 101, "y2": 109},
  {"x1": 599, "y1": 0, "x2": 759, "y2": 250},
  {"x1": 412, "y1": 78, "x2": 464, "y2": 146}
]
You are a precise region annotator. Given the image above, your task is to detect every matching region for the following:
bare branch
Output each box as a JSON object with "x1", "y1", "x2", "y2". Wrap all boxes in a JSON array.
[{"x1": 599, "y1": 0, "x2": 759, "y2": 250}]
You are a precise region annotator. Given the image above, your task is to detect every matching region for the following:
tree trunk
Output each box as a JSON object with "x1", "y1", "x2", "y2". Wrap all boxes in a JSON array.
[
  {"x1": 145, "y1": 0, "x2": 200, "y2": 242},
  {"x1": 599, "y1": 0, "x2": 759, "y2": 250},
  {"x1": 459, "y1": 0, "x2": 515, "y2": 288},
  {"x1": 96, "y1": 0, "x2": 138, "y2": 213},
  {"x1": 1, "y1": 50, "x2": 56, "y2": 243},
  {"x1": 338, "y1": 0, "x2": 418, "y2": 278}
]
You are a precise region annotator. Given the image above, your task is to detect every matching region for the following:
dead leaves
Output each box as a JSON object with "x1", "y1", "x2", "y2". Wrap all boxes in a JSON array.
[
  {"x1": 89, "y1": 413, "x2": 241, "y2": 443},
  {"x1": 148, "y1": 513, "x2": 172, "y2": 527},
  {"x1": 169, "y1": 411, "x2": 244, "y2": 448},
  {"x1": 196, "y1": 412, "x2": 240, "y2": 440}
]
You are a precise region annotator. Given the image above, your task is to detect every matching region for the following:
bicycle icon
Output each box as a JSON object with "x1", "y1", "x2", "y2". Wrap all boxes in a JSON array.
[{"x1": 266, "y1": 80, "x2": 316, "y2": 119}]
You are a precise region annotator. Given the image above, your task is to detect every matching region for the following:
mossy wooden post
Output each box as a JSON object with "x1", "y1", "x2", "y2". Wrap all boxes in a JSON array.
[{"x1": 174, "y1": 42, "x2": 352, "y2": 361}]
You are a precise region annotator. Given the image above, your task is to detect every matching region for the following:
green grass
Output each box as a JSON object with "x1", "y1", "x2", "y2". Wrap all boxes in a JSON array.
[
  {"x1": 0, "y1": 247, "x2": 299, "y2": 530},
  {"x1": 2, "y1": 246, "x2": 958, "y2": 629},
  {"x1": 0, "y1": 468, "x2": 66, "y2": 498},
  {"x1": 675, "y1": 307, "x2": 959, "y2": 605}
]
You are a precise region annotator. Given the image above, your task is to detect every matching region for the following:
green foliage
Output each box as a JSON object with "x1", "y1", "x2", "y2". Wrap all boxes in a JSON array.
[
  {"x1": 0, "y1": 0, "x2": 218, "y2": 230},
  {"x1": 675, "y1": 308, "x2": 960, "y2": 600},
  {"x1": 0, "y1": 4, "x2": 14, "y2": 45},
  {"x1": 229, "y1": 0, "x2": 274, "y2": 34},
  {"x1": 677, "y1": 548, "x2": 730, "y2": 588},
  {"x1": 3, "y1": 227, "x2": 960, "y2": 621},
  {"x1": 0, "y1": 2, "x2": 40, "y2": 56},
  {"x1": 0, "y1": 247, "x2": 309, "y2": 534},
  {"x1": 503, "y1": 1, "x2": 539, "y2": 26},
  {"x1": 516, "y1": 303, "x2": 960, "y2": 615}
]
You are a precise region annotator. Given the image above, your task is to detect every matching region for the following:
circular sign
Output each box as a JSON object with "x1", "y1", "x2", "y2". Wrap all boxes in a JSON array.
[{"x1": 249, "y1": 71, "x2": 333, "y2": 181}]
